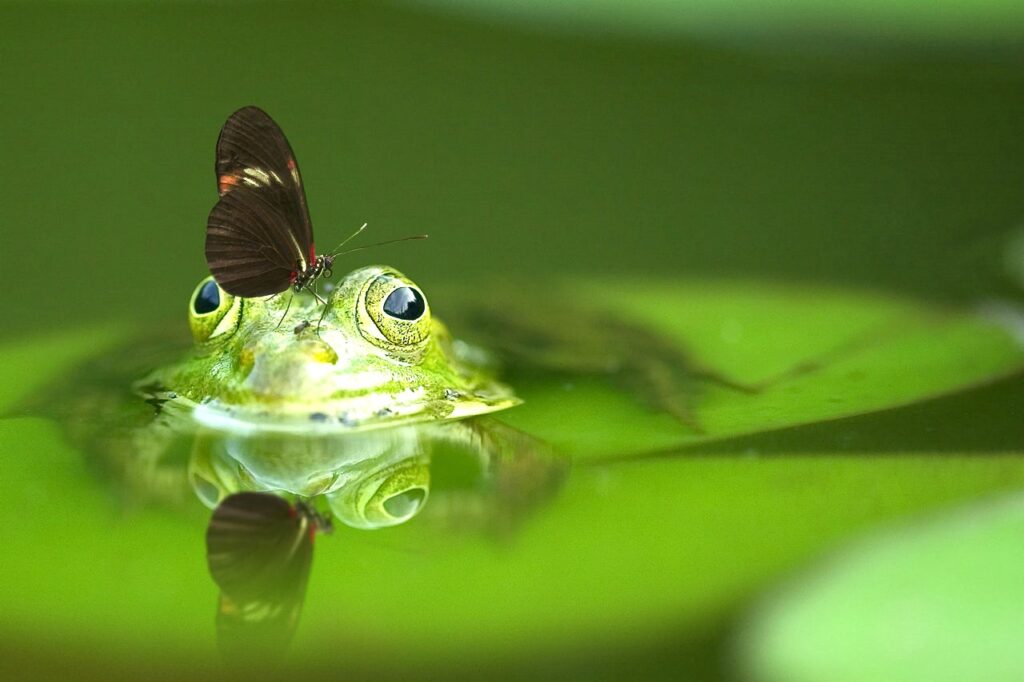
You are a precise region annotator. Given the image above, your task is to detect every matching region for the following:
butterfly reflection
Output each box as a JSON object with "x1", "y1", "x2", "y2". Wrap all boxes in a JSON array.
[{"x1": 205, "y1": 492, "x2": 331, "y2": 663}]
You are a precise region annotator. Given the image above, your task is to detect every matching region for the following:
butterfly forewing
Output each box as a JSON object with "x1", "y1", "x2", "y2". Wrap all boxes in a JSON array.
[{"x1": 206, "y1": 106, "x2": 315, "y2": 297}]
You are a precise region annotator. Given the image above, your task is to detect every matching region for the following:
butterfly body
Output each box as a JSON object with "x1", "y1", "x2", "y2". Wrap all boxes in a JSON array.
[{"x1": 290, "y1": 252, "x2": 334, "y2": 295}]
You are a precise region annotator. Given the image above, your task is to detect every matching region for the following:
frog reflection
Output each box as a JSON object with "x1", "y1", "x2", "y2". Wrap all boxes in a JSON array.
[
  {"x1": 190, "y1": 425, "x2": 431, "y2": 529},
  {"x1": 195, "y1": 418, "x2": 564, "y2": 661},
  {"x1": 189, "y1": 417, "x2": 564, "y2": 533}
]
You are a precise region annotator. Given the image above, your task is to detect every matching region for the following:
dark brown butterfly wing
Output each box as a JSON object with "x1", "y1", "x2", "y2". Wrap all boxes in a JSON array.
[
  {"x1": 205, "y1": 106, "x2": 314, "y2": 297},
  {"x1": 206, "y1": 492, "x2": 318, "y2": 659},
  {"x1": 207, "y1": 187, "x2": 303, "y2": 297},
  {"x1": 214, "y1": 592, "x2": 305, "y2": 662},
  {"x1": 206, "y1": 492, "x2": 315, "y2": 601}
]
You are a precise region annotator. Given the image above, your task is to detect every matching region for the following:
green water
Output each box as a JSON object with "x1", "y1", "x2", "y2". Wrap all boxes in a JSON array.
[{"x1": 3, "y1": 2, "x2": 1024, "y2": 680}]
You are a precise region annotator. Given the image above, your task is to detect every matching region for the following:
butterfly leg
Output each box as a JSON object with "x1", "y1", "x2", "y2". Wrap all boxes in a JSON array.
[
  {"x1": 314, "y1": 302, "x2": 333, "y2": 334},
  {"x1": 310, "y1": 282, "x2": 332, "y2": 334},
  {"x1": 273, "y1": 293, "x2": 294, "y2": 330},
  {"x1": 309, "y1": 281, "x2": 328, "y2": 307}
]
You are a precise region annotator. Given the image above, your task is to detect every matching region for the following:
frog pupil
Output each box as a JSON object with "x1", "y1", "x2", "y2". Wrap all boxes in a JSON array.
[
  {"x1": 194, "y1": 280, "x2": 221, "y2": 315},
  {"x1": 382, "y1": 287, "x2": 425, "y2": 321}
]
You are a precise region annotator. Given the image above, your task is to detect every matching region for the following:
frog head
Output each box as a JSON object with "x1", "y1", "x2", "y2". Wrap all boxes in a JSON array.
[{"x1": 156, "y1": 265, "x2": 519, "y2": 431}]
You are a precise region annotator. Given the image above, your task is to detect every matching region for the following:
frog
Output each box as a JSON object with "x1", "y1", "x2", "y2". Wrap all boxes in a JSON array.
[{"x1": 142, "y1": 264, "x2": 521, "y2": 432}]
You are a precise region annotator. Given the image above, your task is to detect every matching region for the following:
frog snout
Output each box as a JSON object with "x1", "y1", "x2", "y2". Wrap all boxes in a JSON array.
[
  {"x1": 244, "y1": 339, "x2": 339, "y2": 399},
  {"x1": 299, "y1": 339, "x2": 338, "y2": 364},
  {"x1": 244, "y1": 338, "x2": 338, "y2": 368}
]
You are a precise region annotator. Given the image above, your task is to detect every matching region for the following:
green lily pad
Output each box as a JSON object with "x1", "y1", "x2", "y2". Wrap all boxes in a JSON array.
[
  {"x1": 497, "y1": 279, "x2": 1024, "y2": 459},
  {"x1": 737, "y1": 491, "x2": 1024, "y2": 682}
]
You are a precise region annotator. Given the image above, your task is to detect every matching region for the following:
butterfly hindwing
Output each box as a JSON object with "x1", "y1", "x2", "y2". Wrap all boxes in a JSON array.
[{"x1": 207, "y1": 187, "x2": 304, "y2": 297}]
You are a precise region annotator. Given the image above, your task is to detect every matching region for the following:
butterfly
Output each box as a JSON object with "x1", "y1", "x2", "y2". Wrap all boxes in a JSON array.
[
  {"x1": 205, "y1": 106, "x2": 424, "y2": 303},
  {"x1": 205, "y1": 492, "x2": 332, "y2": 660}
]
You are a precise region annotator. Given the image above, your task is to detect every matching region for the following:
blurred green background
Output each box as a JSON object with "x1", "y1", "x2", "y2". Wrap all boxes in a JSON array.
[
  {"x1": 3, "y1": 1, "x2": 1024, "y2": 680},
  {"x1": 3, "y1": 1, "x2": 1024, "y2": 337}
]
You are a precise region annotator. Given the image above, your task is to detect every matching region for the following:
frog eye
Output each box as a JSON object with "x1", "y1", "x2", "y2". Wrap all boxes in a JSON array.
[
  {"x1": 188, "y1": 276, "x2": 239, "y2": 342},
  {"x1": 193, "y1": 279, "x2": 221, "y2": 315},
  {"x1": 383, "y1": 287, "x2": 426, "y2": 321},
  {"x1": 359, "y1": 272, "x2": 431, "y2": 352}
]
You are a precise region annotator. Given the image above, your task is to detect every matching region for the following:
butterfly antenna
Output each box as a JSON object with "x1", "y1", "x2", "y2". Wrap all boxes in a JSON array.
[
  {"x1": 333, "y1": 233, "x2": 428, "y2": 257},
  {"x1": 324, "y1": 223, "x2": 368, "y2": 257}
]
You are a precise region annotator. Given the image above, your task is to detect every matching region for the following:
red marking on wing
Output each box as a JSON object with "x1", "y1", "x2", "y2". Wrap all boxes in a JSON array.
[
  {"x1": 309, "y1": 243, "x2": 316, "y2": 262},
  {"x1": 286, "y1": 157, "x2": 297, "y2": 171},
  {"x1": 218, "y1": 174, "x2": 239, "y2": 195},
  {"x1": 289, "y1": 270, "x2": 297, "y2": 283}
]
